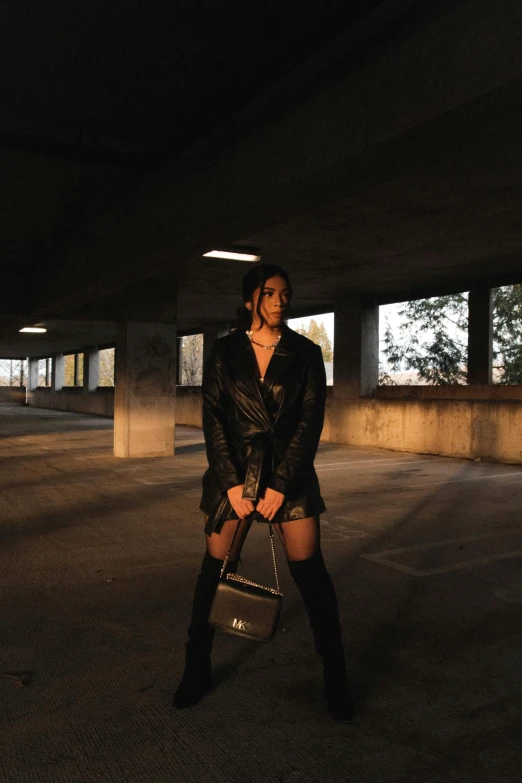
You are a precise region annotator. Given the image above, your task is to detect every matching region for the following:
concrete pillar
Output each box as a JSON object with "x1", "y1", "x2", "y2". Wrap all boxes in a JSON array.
[
  {"x1": 468, "y1": 287, "x2": 493, "y2": 385},
  {"x1": 52, "y1": 354, "x2": 64, "y2": 391},
  {"x1": 361, "y1": 304, "x2": 380, "y2": 396},
  {"x1": 114, "y1": 322, "x2": 177, "y2": 458},
  {"x1": 176, "y1": 336, "x2": 183, "y2": 385},
  {"x1": 333, "y1": 298, "x2": 379, "y2": 398},
  {"x1": 83, "y1": 348, "x2": 100, "y2": 392},
  {"x1": 28, "y1": 358, "x2": 39, "y2": 391}
]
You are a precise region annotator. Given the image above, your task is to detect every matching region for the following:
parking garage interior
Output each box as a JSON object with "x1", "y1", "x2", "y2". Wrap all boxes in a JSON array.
[{"x1": 1, "y1": 1, "x2": 521, "y2": 780}]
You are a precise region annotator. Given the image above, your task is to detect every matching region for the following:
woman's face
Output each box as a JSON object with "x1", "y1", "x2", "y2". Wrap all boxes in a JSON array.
[{"x1": 248, "y1": 275, "x2": 291, "y2": 329}]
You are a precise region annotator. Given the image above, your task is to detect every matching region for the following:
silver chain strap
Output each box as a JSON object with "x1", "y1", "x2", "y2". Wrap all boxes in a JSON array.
[
  {"x1": 269, "y1": 524, "x2": 280, "y2": 592},
  {"x1": 220, "y1": 520, "x2": 280, "y2": 591}
]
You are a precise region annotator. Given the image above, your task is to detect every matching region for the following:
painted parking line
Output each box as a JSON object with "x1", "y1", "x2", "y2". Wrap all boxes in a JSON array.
[
  {"x1": 317, "y1": 463, "x2": 522, "y2": 486},
  {"x1": 316, "y1": 459, "x2": 429, "y2": 472},
  {"x1": 317, "y1": 457, "x2": 429, "y2": 467},
  {"x1": 362, "y1": 532, "x2": 522, "y2": 576},
  {"x1": 405, "y1": 472, "x2": 522, "y2": 488},
  {"x1": 320, "y1": 516, "x2": 369, "y2": 541},
  {"x1": 134, "y1": 479, "x2": 195, "y2": 486}
]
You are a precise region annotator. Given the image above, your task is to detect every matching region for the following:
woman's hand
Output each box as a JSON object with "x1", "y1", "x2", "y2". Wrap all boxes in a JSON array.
[
  {"x1": 226, "y1": 485, "x2": 255, "y2": 520},
  {"x1": 256, "y1": 488, "x2": 285, "y2": 522}
]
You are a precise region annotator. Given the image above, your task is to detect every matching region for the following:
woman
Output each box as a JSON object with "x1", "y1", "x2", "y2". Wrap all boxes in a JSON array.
[{"x1": 173, "y1": 264, "x2": 352, "y2": 721}]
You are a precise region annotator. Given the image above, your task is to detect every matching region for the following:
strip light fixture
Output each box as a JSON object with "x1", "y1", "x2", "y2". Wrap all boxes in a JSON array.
[
  {"x1": 203, "y1": 250, "x2": 261, "y2": 262},
  {"x1": 19, "y1": 327, "x2": 47, "y2": 333}
]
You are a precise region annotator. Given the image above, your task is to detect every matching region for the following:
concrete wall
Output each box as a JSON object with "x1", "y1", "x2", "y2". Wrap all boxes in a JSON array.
[
  {"x1": 24, "y1": 384, "x2": 522, "y2": 464},
  {"x1": 377, "y1": 385, "x2": 522, "y2": 401},
  {"x1": 27, "y1": 386, "x2": 199, "y2": 422},
  {"x1": 0, "y1": 386, "x2": 26, "y2": 404},
  {"x1": 324, "y1": 393, "x2": 522, "y2": 464},
  {"x1": 28, "y1": 388, "x2": 114, "y2": 417},
  {"x1": 175, "y1": 387, "x2": 203, "y2": 427},
  {"x1": 26, "y1": 386, "x2": 201, "y2": 421},
  {"x1": 174, "y1": 386, "x2": 522, "y2": 464}
]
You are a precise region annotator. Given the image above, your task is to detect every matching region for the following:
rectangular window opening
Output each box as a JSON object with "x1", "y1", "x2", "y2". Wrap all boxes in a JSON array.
[
  {"x1": 0, "y1": 359, "x2": 28, "y2": 387},
  {"x1": 98, "y1": 348, "x2": 115, "y2": 387},
  {"x1": 179, "y1": 334, "x2": 204, "y2": 386},
  {"x1": 38, "y1": 358, "x2": 51, "y2": 387},
  {"x1": 64, "y1": 353, "x2": 84, "y2": 387},
  {"x1": 379, "y1": 293, "x2": 469, "y2": 386},
  {"x1": 288, "y1": 312, "x2": 334, "y2": 386},
  {"x1": 492, "y1": 284, "x2": 522, "y2": 385}
]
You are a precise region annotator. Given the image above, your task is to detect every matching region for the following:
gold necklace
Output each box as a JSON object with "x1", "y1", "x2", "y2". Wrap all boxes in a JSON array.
[{"x1": 246, "y1": 330, "x2": 282, "y2": 350}]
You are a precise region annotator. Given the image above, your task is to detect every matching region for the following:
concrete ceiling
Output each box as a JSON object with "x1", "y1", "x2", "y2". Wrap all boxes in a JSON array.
[{"x1": 1, "y1": 0, "x2": 522, "y2": 358}]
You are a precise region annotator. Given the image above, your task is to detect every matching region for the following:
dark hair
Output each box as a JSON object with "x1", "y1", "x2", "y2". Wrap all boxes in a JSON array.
[{"x1": 236, "y1": 264, "x2": 293, "y2": 331}]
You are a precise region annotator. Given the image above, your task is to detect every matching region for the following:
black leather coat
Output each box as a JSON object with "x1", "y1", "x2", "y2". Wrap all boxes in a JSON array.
[{"x1": 200, "y1": 326, "x2": 326, "y2": 534}]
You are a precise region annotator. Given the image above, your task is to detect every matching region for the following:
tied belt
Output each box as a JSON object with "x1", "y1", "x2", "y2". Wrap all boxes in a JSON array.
[{"x1": 241, "y1": 430, "x2": 275, "y2": 502}]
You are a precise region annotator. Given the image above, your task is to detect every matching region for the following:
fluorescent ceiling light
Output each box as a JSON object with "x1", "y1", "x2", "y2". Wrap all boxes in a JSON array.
[
  {"x1": 19, "y1": 327, "x2": 47, "y2": 333},
  {"x1": 203, "y1": 250, "x2": 261, "y2": 262}
]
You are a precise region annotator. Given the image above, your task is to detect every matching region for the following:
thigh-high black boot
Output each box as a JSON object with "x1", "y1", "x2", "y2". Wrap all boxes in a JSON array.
[
  {"x1": 288, "y1": 551, "x2": 353, "y2": 721},
  {"x1": 173, "y1": 551, "x2": 237, "y2": 709}
]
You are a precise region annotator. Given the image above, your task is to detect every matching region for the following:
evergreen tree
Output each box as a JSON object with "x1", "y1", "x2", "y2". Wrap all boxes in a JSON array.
[
  {"x1": 382, "y1": 294, "x2": 468, "y2": 385},
  {"x1": 493, "y1": 284, "x2": 522, "y2": 383},
  {"x1": 381, "y1": 285, "x2": 522, "y2": 385},
  {"x1": 294, "y1": 319, "x2": 333, "y2": 362}
]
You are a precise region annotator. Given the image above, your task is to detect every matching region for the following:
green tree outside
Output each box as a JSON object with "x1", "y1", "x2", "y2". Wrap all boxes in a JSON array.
[
  {"x1": 493, "y1": 284, "x2": 522, "y2": 383},
  {"x1": 382, "y1": 294, "x2": 468, "y2": 385},
  {"x1": 381, "y1": 285, "x2": 522, "y2": 385},
  {"x1": 294, "y1": 318, "x2": 333, "y2": 362}
]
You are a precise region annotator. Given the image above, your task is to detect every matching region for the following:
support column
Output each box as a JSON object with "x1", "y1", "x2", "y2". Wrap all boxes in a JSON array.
[
  {"x1": 28, "y1": 358, "x2": 39, "y2": 391},
  {"x1": 83, "y1": 348, "x2": 100, "y2": 392},
  {"x1": 73, "y1": 354, "x2": 80, "y2": 387},
  {"x1": 468, "y1": 287, "x2": 493, "y2": 384},
  {"x1": 333, "y1": 297, "x2": 379, "y2": 398},
  {"x1": 52, "y1": 354, "x2": 64, "y2": 391},
  {"x1": 114, "y1": 322, "x2": 177, "y2": 458},
  {"x1": 176, "y1": 336, "x2": 183, "y2": 385}
]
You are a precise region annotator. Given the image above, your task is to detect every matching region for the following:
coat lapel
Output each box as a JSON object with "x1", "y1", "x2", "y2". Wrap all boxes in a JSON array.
[
  {"x1": 223, "y1": 327, "x2": 298, "y2": 426},
  {"x1": 224, "y1": 331, "x2": 273, "y2": 427},
  {"x1": 263, "y1": 326, "x2": 297, "y2": 395}
]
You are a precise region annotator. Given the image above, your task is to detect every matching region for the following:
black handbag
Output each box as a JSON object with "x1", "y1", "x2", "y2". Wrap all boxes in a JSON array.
[{"x1": 209, "y1": 521, "x2": 283, "y2": 642}]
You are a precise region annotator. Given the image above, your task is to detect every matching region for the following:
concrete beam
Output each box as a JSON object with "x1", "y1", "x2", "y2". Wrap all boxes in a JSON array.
[
  {"x1": 33, "y1": 0, "x2": 522, "y2": 316},
  {"x1": 114, "y1": 322, "x2": 177, "y2": 458}
]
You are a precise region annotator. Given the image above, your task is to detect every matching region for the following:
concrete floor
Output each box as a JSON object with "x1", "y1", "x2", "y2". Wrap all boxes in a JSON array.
[{"x1": 0, "y1": 402, "x2": 521, "y2": 783}]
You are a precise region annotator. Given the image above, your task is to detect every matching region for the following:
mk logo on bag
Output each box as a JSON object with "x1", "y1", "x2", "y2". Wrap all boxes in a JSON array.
[{"x1": 232, "y1": 618, "x2": 248, "y2": 631}]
